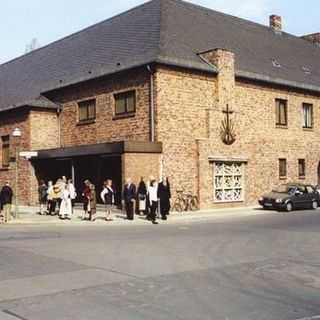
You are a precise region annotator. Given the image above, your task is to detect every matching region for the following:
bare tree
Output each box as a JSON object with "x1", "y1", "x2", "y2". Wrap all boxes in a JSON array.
[{"x1": 25, "y1": 38, "x2": 40, "y2": 53}]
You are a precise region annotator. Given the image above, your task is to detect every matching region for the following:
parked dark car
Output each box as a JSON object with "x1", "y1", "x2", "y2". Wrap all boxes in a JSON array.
[{"x1": 258, "y1": 183, "x2": 320, "y2": 212}]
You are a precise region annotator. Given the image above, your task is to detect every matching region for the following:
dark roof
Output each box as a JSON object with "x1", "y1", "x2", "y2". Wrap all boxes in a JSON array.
[
  {"x1": 1, "y1": 0, "x2": 320, "y2": 112},
  {"x1": 0, "y1": 96, "x2": 59, "y2": 113},
  {"x1": 36, "y1": 141, "x2": 163, "y2": 159}
]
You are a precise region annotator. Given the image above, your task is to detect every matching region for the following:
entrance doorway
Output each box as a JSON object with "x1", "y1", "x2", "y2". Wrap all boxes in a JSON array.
[
  {"x1": 317, "y1": 162, "x2": 320, "y2": 185},
  {"x1": 33, "y1": 155, "x2": 122, "y2": 205},
  {"x1": 74, "y1": 155, "x2": 122, "y2": 204}
]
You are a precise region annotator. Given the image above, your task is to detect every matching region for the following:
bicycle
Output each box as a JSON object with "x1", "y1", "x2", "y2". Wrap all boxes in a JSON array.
[{"x1": 173, "y1": 190, "x2": 199, "y2": 212}]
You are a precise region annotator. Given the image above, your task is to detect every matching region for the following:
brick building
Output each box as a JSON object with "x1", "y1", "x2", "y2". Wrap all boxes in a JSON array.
[{"x1": 0, "y1": 0, "x2": 320, "y2": 209}]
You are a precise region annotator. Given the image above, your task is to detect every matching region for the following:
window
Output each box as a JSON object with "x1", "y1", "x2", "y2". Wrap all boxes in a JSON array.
[
  {"x1": 2, "y1": 136, "x2": 10, "y2": 167},
  {"x1": 298, "y1": 159, "x2": 306, "y2": 177},
  {"x1": 214, "y1": 162, "x2": 244, "y2": 202},
  {"x1": 302, "y1": 103, "x2": 313, "y2": 128},
  {"x1": 114, "y1": 91, "x2": 136, "y2": 116},
  {"x1": 279, "y1": 159, "x2": 287, "y2": 178},
  {"x1": 78, "y1": 99, "x2": 96, "y2": 122},
  {"x1": 306, "y1": 186, "x2": 314, "y2": 194},
  {"x1": 276, "y1": 99, "x2": 288, "y2": 126}
]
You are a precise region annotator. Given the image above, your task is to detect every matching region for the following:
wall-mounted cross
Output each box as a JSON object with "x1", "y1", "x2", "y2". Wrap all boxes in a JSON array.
[{"x1": 221, "y1": 104, "x2": 236, "y2": 145}]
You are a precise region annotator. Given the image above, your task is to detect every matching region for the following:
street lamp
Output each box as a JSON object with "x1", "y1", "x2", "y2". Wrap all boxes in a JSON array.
[{"x1": 12, "y1": 128, "x2": 22, "y2": 219}]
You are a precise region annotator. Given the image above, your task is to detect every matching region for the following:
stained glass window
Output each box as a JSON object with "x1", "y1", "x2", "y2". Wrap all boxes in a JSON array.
[{"x1": 214, "y1": 162, "x2": 244, "y2": 202}]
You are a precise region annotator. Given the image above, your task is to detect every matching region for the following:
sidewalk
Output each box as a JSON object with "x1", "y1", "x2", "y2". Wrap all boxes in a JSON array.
[{"x1": 4, "y1": 205, "x2": 268, "y2": 226}]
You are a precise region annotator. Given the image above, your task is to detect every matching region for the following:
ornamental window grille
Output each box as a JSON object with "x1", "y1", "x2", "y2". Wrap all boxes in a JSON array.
[{"x1": 213, "y1": 162, "x2": 244, "y2": 202}]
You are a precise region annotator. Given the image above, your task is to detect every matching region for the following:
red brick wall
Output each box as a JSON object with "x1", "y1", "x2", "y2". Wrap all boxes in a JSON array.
[
  {"x1": 47, "y1": 68, "x2": 151, "y2": 147},
  {"x1": 0, "y1": 109, "x2": 32, "y2": 204}
]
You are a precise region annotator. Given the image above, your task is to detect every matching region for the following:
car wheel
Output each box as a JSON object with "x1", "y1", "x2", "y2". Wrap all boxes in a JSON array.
[
  {"x1": 312, "y1": 200, "x2": 318, "y2": 210},
  {"x1": 285, "y1": 202, "x2": 293, "y2": 212}
]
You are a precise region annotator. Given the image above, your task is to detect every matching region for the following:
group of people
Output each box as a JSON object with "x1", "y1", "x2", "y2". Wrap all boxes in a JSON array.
[
  {"x1": 37, "y1": 176, "x2": 117, "y2": 222},
  {"x1": 1, "y1": 175, "x2": 171, "y2": 224},
  {"x1": 38, "y1": 176, "x2": 77, "y2": 219},
  {"x1": 0, "y1": 182, "x2": 14, "y2": 223},
  {"x1": 123, "y1": 176, "x2": 171, "y2": 224},
  {"x1": 40, "y1": 175, "x2": 171, "y2": 224}
]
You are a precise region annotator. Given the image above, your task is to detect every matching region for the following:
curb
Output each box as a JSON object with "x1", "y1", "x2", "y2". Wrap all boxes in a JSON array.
[{"x1": 4, "y1": 207, "x2": 270, "y2": 227}]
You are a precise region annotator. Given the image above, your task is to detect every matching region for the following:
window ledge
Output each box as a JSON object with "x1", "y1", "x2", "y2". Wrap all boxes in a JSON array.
[
  {"x1": 76, "y1": 119, "x2": 96, "y2": 126},
  {"x1": 112, "y1": 113, "x2": 136, "y2": 121},
  {"x1": 279, "y1": 176, "x2": 287, "y2": 180},
  {"x1": 299, "y1": 176, "x2": 306, "y2": 180},
  {"x1": 303, "y1": 127, "x2": 313, "y2": 131},
  {"x1": 276, "y1": 125, "x2": 288, "y2": 129},
  {"x1": 0, "y1": 167, "x2": 10, "y2": 171}
]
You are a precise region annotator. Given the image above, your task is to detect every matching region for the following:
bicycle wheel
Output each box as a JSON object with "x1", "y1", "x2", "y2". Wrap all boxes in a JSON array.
[
  {"x1": 173, "y1": 198, "x2": 186, "y2": 212},
  {"x1": 189, "y1": 197, "x2": 199, "y2": 211}
]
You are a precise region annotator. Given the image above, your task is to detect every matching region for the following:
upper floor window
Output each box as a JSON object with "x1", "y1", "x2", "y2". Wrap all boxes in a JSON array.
[
  {"x1": 279, "y1": 158, "x2": 287, "y2": 178},
  {"x1": 114, "y1": 91, "x2": 136, "y2": 116},
  {"x1": 78, "y1": 99, "x2": 96, "y2": 122},
  {"x1": 276, "y1": 99, "x2": 288, "y2": 126},
  {"x1": 302, "y1": 103, "x2": 313, "y2": 129},
  {"x1": 2, "y1": 135, "x2": 10, "y2": 167}
]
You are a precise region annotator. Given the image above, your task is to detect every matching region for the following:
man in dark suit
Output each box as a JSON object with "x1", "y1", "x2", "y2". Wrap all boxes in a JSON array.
[
  {"x1": 122, "y1": 178, "x2": 136, "y2": 220},
  {"x1": 0, "y1": 182, "x2": 13, "y2": 223}
]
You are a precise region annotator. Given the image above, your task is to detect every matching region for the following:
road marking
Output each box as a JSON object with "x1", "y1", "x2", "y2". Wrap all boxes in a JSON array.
[
  {"x1": 2, "y1": 309, "x2": 29, "y2": 320},
  {"x1": 295, "y1": 315, "x2": 320, "y2": 320}
]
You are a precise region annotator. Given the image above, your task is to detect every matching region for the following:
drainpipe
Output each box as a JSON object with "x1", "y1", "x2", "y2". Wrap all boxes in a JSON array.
[
  {"x1": 57, "y1": 104, "x2": 62, "y2": 147},
  {"x1": 147, "y1": 65, "x2": 155, "y2": 142}
]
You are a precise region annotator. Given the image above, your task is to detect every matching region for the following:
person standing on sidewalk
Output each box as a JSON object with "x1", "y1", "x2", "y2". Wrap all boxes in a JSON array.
[
  {"x1": 46, "y1": 181, "x2": 53, "y2": 215},
  {"x1": 0, "y1": 182, "x2": 13, "y2": 223},
  {"x1": 147, "y1": 179, "x2": 159, "y2": 224},
  {"x1": 82, "y1": 180, "x2": 91, "y2": 220},
  {"x1": 38, "y1": 180, "x2": 48, "y2": 215},
  {"x1": 101, "y1": 179, "x2": 115, "y2": 221},
  {"x1": 67, "y1": 179, "x2": 77, "y2": 213},
  {"x1": 137, "y1": 177, "x2": 147, "y2": 216},
  {"x1": 157, "y1": 177, "x2": 171, "y2": 220},
  {"x1": 59, "y1": 184, "x2": 72, "y2": 220},
  {"x1": 122, "y1": 178, "x2": 136, "y2": 221},
  {"x1": 89, "y1": 183, "x2": 97, "y2": 222}
]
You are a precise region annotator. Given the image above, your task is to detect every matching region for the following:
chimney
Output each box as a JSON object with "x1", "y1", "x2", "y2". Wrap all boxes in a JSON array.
[
  {"x1": 270, "y1": 15, "x2": 282, "y2": 33},
  {"x1": 301, "y1": 33, "x2": 320, "y2": 47}
]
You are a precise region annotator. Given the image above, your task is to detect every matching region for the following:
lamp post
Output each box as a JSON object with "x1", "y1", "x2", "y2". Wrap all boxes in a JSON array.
[{"x1": 12, "y1": 127, "x2": 22, "y2": 219}]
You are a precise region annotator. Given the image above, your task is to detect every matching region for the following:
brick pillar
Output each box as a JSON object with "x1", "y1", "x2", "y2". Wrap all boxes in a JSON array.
[{"x1": 199, "y1": 48, "x2": 236, "y2": 138}]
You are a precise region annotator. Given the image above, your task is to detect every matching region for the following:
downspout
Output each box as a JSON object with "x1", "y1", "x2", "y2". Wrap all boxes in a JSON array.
[
  {"x1": 57, "y1": 104, "x2": 62, "y2": 147},
  {"x1": 147, "y1": 65, "x2": 155, "y2": 142}
]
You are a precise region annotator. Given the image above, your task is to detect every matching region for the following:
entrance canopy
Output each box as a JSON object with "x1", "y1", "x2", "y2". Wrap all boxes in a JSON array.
[
  {"x1": 36, "y1": 141, "x2": 162, "y2": 159},
  {"x1": 32, "y1": 141, "x2": 162, "y2": 204}
]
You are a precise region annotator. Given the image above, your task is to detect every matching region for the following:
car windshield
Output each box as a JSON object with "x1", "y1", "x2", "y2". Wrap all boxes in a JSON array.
[{"x1": 272, "y1": 185, "x2": 297, "y2": 194}]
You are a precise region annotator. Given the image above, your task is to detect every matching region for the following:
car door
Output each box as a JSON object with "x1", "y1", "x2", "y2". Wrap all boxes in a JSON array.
[
  {"x1": 299, "y1": 186, "x2": 311, "y2": 209},
  {"x1": 306, "y1": 185, "x2": 317, "y2": 208},
  {"x1": 292, "y1": 186, "x2": 307, "y2": 209}
]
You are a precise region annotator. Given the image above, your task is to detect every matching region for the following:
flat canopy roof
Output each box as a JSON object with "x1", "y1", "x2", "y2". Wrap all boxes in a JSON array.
[{"x1": 35, "y1": 141, "x2": 162, "y2": 160}]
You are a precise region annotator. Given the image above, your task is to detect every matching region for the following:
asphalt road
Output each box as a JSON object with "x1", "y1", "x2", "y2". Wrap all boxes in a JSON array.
[{"x1": 0, "y1": 209, "x2": 320, "y2": 320}]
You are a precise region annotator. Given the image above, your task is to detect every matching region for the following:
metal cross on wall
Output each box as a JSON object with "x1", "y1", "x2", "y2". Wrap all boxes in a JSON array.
[{"x1": 220, "y1": 104, "x2": 236, "y2": 145}]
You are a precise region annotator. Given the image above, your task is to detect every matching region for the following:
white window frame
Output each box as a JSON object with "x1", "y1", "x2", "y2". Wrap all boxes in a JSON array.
[{"x1": 213, "y1": 161, "x2": 245, "y2": 203}]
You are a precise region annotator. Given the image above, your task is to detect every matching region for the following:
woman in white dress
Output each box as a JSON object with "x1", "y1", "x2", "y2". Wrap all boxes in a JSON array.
[{"x1": 59, "y1": 185, "x2": 72, "y2": 220}]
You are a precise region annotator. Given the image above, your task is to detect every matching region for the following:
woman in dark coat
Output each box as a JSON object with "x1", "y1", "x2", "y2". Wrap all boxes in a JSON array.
[
  {"x1": 82, "y1": 180, "x2": 91, "y2": 220},
  {"x1": 137, "y1": 177, "x2": 147, "y2": 215},
  {"x1": 157, "y1": 177, "x2": 171, "y2": 220}
]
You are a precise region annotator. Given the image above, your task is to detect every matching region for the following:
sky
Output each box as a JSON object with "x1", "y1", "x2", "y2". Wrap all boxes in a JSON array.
[{"x1": 1, "y1": 0, "x2": 319, "y2": 64}]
